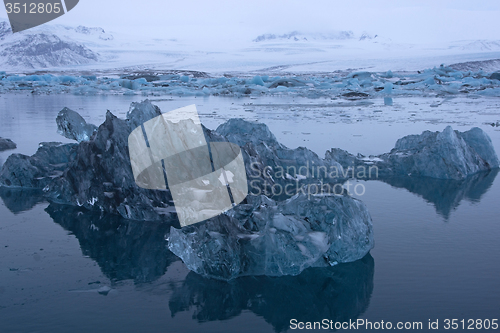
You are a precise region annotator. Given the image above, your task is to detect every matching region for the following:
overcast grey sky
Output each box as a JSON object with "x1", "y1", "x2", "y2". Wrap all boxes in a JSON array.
[{"x1": 3, "y1": 0, "x2": 500, "y2": 43}]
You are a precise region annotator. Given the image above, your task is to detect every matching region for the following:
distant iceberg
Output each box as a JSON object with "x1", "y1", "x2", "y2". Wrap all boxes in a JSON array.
[{"x1": 328, "y1": 126, "x2": 499, "y2": 180}]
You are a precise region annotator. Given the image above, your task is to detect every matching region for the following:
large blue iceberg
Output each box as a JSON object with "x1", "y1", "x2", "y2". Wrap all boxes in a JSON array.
[{"x1": 168, "y1": 193, "x2": 373, "y2": 280}]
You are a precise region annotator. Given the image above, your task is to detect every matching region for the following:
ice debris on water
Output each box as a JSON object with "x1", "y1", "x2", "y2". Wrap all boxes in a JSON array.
[{"x1": 1, "y1": 64, "x2": 499, "y2": 98}]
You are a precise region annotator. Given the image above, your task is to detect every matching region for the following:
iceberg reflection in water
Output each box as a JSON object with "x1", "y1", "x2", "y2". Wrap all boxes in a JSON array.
[
  {"x1": 1, "y1": 169, "x2": 496, "y2": 222},
  {"x1": 0, "y1": 187, "x2": 45, "y2": 214},
  {"x1": 169, "y1": 254, "x2": 374, "y2": 333},
  {"x1": 380, "y1": 169, "x2": 498, "y2": 220},
  {"x1": 45, "y1": 204, "x2": 180, "y2": 283}
]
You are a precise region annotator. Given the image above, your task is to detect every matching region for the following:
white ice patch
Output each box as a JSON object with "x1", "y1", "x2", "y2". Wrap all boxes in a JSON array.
[
  {"x1": 360, "y1": 156, "x2": 383, "y2": 162},
  {"x1": 308, "y1": 231, "x2": 329, "y2": 253},
  {"x1": 87, "y1": 197, "x2": 98, "y2": 206},
  {"x1": 286, "y1": 173, "x2": 306, "y2": 180},
  {"x1": 297, "y1": 243, "x2": 309, "y2": 256},
  {"x1": 237, "y1": 233, "x2": 261, "y2": 240}
]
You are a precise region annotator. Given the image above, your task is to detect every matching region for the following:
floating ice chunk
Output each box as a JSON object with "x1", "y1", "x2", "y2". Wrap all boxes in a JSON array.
[
  {"x1": 168, "y1": 193, "x2": 374, "y2": 280},
  {"x1": 0, "y1": 137, "x2": 16, "y2": 151},
  {"x1": 81, "y1": 75, "x2": 97, "y2": 81},
  {"x1": 423, "y1": 76, "x2": 437, "y2": 85},
  {"x1": 329, "y1": 126, "x2": 499, "y2": 180},
  {"x1": 119, "y1": 78, "x2": 145, "y2": 90},
  {"x1": 216, "y1": 118, "x2": 279, "y2": 147},
  {"x1": 348, "y1": 72, "x2": 372, "y2": 79},
  {"x1": 250, "y1": 75, "x2": 265, "y2": 86},
  {"x1": 0, "y1": 142, "x2": 76, "y2": 188},
  {"x1": 488, "y1": 72, "x2": 500, "y2": 81},
  {"x1": 4, "y1": 101, "x2": 496, "y2": 231},
  {"x1": 383, "y1": 82, "x2": 393, "y2": 94},
  {"x1": 56, "y1": 107, "x2": 97, "y2": 142},
  {"x1": 449, "y1": 71, "x2": 464, "y2": 79},
  {"x1": 59, "y1": 76, "x2": 80, "y2": 84},
  {"x1": 126, "y1": 100, "x2": 162, "y2": 129},
  {"x1": 477, "y1": 87, "x2": 500, "y2": 96},
  {"x1": 69, "y1": 285, "x2": 112, "y2": 295},
  {"x1": 97, "y1": 286, "x2": 112, "y2": 295},
  {"x1": 268, "y1": 78, "x2": 306, "y2": 88},
  {"x1": 388, "y1": 126, "x2": 496, "y2": 179}
]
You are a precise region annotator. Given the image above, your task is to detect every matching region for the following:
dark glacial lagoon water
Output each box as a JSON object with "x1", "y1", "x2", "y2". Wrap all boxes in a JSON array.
[{"x1": 1, "y1": 94, "x2": 500, "y2": 332}]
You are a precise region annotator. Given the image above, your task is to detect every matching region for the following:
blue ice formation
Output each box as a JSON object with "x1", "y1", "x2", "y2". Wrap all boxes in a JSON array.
[
  {"x1": 328, "y1": 126, "x2": 499, "y2": 180},
  {"x1": 168, "y1": 192, "x2": 374, "y2": 280},
  {"x1": 56, "y1": 107, "x2": 97, "y2": 142},
  {"x1": 1, "y1": 64, "x2": 499, "y2": 98}
]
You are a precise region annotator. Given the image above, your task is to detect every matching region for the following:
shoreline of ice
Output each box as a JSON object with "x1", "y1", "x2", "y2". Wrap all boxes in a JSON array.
[{"x1": 0, "y1": 64, "x2": 499, "y2": 99}]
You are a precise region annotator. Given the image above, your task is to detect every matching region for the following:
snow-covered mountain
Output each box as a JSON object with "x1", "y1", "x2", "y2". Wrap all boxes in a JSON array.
[
  {"x1": 0, "y1": 20, "x2": 106, "y2": 69},
  {"x1": 0, "y1": 18, "x2": 499, "y2": 74}
]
